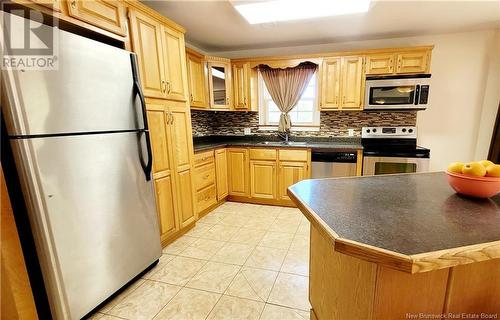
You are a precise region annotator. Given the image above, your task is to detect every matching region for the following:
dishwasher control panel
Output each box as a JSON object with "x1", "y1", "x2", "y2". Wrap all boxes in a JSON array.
[{"x1": 311, "y1": 151, "x2": 357, "y2": 163}]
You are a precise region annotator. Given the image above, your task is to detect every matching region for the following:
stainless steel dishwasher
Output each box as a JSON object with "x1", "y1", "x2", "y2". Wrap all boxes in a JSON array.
[{"x1": 311, "y1": 151, "x2": 357, "y2": 178}]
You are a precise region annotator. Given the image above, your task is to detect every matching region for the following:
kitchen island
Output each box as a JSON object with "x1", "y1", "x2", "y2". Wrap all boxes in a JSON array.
[{"x1": 288, "y1": 172, "x2": 500, "y2": 320}]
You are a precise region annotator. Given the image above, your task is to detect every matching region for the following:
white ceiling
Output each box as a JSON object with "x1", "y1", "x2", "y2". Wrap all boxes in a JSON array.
[{"x1": 144, "y1": 0, "x2": 500, "y2": 53}]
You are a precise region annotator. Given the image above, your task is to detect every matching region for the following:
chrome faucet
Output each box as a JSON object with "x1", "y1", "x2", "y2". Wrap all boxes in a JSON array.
[{"x1": 278, "y1": 132, "x2": 290, "y2": 143}]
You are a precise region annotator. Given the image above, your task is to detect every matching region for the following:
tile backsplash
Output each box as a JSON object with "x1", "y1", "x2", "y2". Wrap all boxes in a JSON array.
[{"x1": 191, "y1": 110, "x2": 417, "y2": 137}]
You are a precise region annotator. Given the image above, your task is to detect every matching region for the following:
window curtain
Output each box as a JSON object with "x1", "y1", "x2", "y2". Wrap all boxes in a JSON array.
[{"x1": 259, "y1": 62, "x2": 318, "y2": 132}]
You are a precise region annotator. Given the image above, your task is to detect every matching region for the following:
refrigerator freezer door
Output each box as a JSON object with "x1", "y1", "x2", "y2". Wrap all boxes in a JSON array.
[
  {"x1": 2, "y1": 13, "x2": 142, "y2": 136},
  {"x1": 11, "y1": 132, "x2": 161, "y2": 319}
]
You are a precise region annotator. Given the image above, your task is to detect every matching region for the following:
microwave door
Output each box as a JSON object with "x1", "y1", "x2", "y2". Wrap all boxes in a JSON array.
[{"x1": 367, "y1": 85, "x2": 416, "y2": 109}]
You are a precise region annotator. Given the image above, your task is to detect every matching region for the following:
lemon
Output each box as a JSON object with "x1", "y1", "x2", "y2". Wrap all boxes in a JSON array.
[
  {"x1": 447, "y1": 162, "x2": 464, "y2": 174},
  {"x1": 462, "y1": 162, "x2": 487, "y2": 177}
]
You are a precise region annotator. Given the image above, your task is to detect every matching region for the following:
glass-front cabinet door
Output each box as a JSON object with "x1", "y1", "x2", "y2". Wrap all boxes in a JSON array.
[{"x1": 207, "y1": 60, "x2": 232, "y2": 109}]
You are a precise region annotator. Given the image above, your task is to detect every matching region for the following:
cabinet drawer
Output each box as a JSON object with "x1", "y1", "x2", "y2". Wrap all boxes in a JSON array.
[
  {"x1": 194, "y1": 150, "x2": 215, "y2": 167},
  {"x1": 250, "y1": 148, "x2": 277, "y2": 160},
  {"x1": 279, "y1": 149, "x2": 309, "y2": 162},
  {"x1": 196, "y1": 185, "x2": 217, "y2": 213},
  {"x1": 194, "y1": 163, "x2": 216, "y2": 191}
]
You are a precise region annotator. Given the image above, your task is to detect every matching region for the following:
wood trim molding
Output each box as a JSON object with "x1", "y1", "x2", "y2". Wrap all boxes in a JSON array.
[
  {"x1": 205, "y1": 55, "x2": 231, "y2": 63},
  {"x1": 288, "y1": 186, "x2": 500, "y2": 274},
  {"x1": 231, "y1": 45, "x2": 435, "y2": 64},
  {"x1": 410, "y1": 241, "x2": 500, "y2": 273}
]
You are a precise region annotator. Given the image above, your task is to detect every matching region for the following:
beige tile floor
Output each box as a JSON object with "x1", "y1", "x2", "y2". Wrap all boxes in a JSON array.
[{"x1": 89, "y1": 202, "x2": 311, "y2": 320}]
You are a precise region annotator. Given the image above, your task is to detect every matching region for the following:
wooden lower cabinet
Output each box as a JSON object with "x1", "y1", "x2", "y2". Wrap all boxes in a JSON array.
[
  {"x1": 227, "y1": 148, "x2": 249, "y2": 196},
  {"x1": 177, "y1": 168, "x2": 195, "y2": 227},
  {"x1": 215, "y1": 149, "x2": 228, "y2": 200},
  {"x1": 154, "y1": 175, "x2": 178, "y2": 241},
  {"x1": 278, "y1": 161, "x2": 308, "y2": 201},
  {"x1": 225, "y1": 148, "x2": 310, "y2": 205},
  {"x1": 250, "y1": 160, "x2": 277, "y2": 199}
]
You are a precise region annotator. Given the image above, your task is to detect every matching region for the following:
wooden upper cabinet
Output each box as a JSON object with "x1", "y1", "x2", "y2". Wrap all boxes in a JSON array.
[
  {"x1": 278, "y1": 161, "x2": 308, "y2": 201},
  {"x1": 186, "y1": 50, "x2": 207, "y2": 108},
  {"x1": 146, "y1": 105, "x2": 171, "y2": 178},
  {"x1": 233, "y1": 62, "x2": 250, "y2": 110},
  {"x1": 340, "y1": 56, "x2": 364, "y2": 110},
  {"x1": 29, "y1": 0, "x2": 61, "y2": 11},
  {"x1": 129, "y1": 9, "x2": 165, "y2": 99},
  {"x1": 320, "y1": 58, "x2": 341, "y2": 110},
  {"x1": 67, "y1": 0, "x2": 126, "y2": 36},
  {"x1": 207, "y1": 58, "x2": 232, "y2": 110},
  {"x1": 396, "y1": 51, "x2": 429, "y2": 74},
  {"x1": 215, "y1": 149, "x2": 229, "y2": 200},
  {"x1": 250, "y1": 160, "x2": 277, "y2": 200},
  {"x1": 227, "y1": 148, "x2": 249, "y2": 196},
  {"x1": 161, "y1": 26, "x2": 187, "y2": 102},
  {"x1": 366, "y1": 53, "x2": 395, "y2": 75}
]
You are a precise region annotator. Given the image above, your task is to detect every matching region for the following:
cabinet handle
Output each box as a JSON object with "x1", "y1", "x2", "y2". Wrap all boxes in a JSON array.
[
  {"x1": 190, "y1": 94, "x2": 194, "y2": 102},
  {"x1": 165, "y1": 113, "x2": 170, "y2": 124},
  {"x1": 204, "y1": 174, "x2": 210, "y2": 179},
  {"x1": 70, "y1": 0, "x2": 76, "y2": 8},
  {"x1": 243, "y1": 97, "x2": 247, "y2": 106},
  {"x1": 171, "y1": 112, "x2": 174, "y2": 124},
  {"x1": 166, "y1": 81, "x2": 171, "y2": 94},
  {"x1": 161, "y1": 80, "x2": 166, "y2": 93}
]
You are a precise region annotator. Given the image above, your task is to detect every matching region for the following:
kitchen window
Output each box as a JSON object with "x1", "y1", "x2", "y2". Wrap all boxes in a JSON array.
[{"x1": 258, "y1": 72, "x2": 320, "y2": 130}]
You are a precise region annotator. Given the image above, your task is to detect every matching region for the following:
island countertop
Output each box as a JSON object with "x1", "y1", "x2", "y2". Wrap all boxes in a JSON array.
[{"x1": 288, "y1": 172, "x2": 500, "y2": 273}]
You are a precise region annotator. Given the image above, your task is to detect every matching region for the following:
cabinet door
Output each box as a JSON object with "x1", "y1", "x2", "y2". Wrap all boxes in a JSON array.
[
  {"x1": 366, "y1": 54, "x2": 395, "y2": 75},
  {"x1": 233, "y1": 63, "x2": 249, "y2": 110},
  {"x1": 167, "y1": 105, "x2": 195, "y2": 227},
  {"x1": 208, "y1": 62, "x2": 232, "y2": 109},
  {"x1": 396, "y1": 51, "x2": 429, "y2": 74},
  {"x1": 67, "y1": 0, "x2": 126, "y2": 36},
  {"x1": 161, "y1": 25, "x2": 188, "y2": 102},
  {"x1": 146, "y1": 105, "x2": 171, "y2": 178},
  {"x1": 279, "y1": 161, "x2": 308, "y2": 201},
  {"x1": 250, "y1": 160, "x2": 277, "y2": 200},
  {"x1": 227, "y1": 148, "x2": 249, "y2": 196},
  {"x1": 215, "y1": 149, "x2": 228, "y2": 200},
  {"x1": 129, "y1": 9, "x2": 166, "y2": 99},
  {"x1": 341, "y1": 56, "x2": 364, "y2": 110},
  {"x1": 320, "y1": 58, "x2": 341, "y2": 110},
  {"x1": 177, "y1": 169, "x2": 196, "y2": 227},
  {"x1": 186, "y1": 52, "x2": 207, "y2": 108},
  {"x1": 154, "y1": 175, "x2": 178, "y2": 241},
  {"x1": 169, "y1": 106, "x2": 193, "y2": 172}
]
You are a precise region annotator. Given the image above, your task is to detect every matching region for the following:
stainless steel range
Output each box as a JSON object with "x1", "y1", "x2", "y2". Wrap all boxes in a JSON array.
[{"x1": 361, "y1": 126, "x2": 430, "y2": 175}]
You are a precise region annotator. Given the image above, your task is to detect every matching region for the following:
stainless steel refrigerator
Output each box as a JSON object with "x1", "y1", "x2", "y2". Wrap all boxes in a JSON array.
[{"x1": 1, "y1": 13, "x2": 162, "y2": 319}]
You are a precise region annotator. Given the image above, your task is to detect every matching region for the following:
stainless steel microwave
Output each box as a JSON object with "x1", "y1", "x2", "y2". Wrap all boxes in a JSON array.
[{"x1": 364, "y1": 75, "x2": 431, "y2": 110}]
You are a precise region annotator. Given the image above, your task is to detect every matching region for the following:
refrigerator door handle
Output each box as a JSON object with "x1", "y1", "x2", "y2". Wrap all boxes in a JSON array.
[{"x1": 130, "y1": 53, "x2": 152, "y2": 181}]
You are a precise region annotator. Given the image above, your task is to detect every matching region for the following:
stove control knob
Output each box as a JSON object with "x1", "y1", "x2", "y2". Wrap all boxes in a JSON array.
[
  {"x1": 402, "y1": 128, "x2": 407, "y2": 133},
  {"x1": 409, "y1": 128, "x2": 414, "y2": 133},
  {"x1": 366, "y1": 129, "x2": 370, "y2": 133},
  {"x1": 373, "y1": 128, "x2": 377, "y2": 133}
]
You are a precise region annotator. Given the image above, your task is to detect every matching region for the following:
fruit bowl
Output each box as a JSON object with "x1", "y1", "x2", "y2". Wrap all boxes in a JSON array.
[{"x1": 446, "y1": 171, "x2": 500, "y2": 198}]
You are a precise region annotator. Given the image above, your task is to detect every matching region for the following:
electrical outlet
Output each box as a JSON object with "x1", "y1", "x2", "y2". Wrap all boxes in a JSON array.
[
  {"x1": 348, "y1": 129, "x2": 355, "y2": 137},
  {"x1": 244, "y1": 128, "x2": 251, "y2": 135}
]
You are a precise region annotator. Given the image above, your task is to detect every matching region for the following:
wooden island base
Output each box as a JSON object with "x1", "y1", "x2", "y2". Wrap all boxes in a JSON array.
[{"x1": 309, "y1": 225, "x2": 500, "y2": 320}]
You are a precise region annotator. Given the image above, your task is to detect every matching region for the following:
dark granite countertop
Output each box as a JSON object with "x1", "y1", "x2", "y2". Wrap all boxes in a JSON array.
[
  {"x1": 193, "y1": 135, "x2": 363, "y2": 152},
  {"x1": 288, "y1": 172, "x2": 500, "y2": 273}
]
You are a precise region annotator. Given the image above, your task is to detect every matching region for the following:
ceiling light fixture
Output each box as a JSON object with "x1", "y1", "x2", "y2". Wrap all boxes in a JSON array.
[{"x1": 234, "y1": 0, "x2": 372, "y2": 25}]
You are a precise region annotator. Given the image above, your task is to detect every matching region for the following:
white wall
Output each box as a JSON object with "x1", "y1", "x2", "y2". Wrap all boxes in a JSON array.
[{"x1": 207, "y1": 29, "x2": 500, "y2": 171}]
